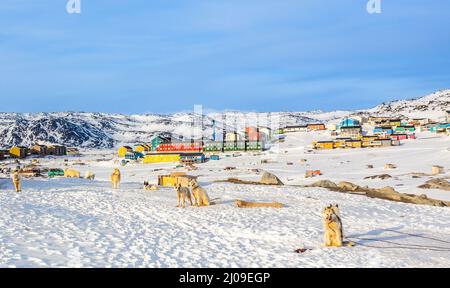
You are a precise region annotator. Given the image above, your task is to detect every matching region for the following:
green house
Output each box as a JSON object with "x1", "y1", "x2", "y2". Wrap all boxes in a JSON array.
[
  {"x1": 150, "y1": 135, "x2": 171, "y2": 151},
  {"x1": 395, "y1": 126, "x2": 416, "y2": 133}
]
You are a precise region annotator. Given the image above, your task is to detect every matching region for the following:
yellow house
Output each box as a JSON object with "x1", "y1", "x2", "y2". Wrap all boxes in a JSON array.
[
  {"x1": 9, "y1": 146, "x2": 28, "y2": 158},
  {"x1": 389, "y1": 120, "x2": 401, "y2": 127},
  {"x1": 135, "y1": 144, "x2": 152, "y2": 153},
  {"x1": 118, "y1": 146, "x2": 133, "y2": 157},
  {"x1": 345, "y1": 140, "x2": 362, "y2": 148},
  {"x1": 143, "y1": 153, "x2": 180, "y2": 163},
  {"x1": 333, "y1": 139, "x2": 347, "y2": 149},
  {"x1": 314, "y1": 141, "x2": 334, "y2": 150},
  {"x1": 362, "y1": 136, "x2": 379, "y2": 147}
]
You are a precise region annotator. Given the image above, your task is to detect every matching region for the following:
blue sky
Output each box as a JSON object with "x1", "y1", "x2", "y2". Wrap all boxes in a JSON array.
[{"x1": 0, "y1": 0, "x2": 449, "y2": 113}]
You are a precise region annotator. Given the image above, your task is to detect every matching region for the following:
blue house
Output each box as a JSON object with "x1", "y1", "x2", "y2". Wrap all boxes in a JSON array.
[
  {"x1": 340, "y1": 118, "x2": 360, "y2": 128},
  {"x1": 125, "y1": 151, "x2": 144, "y2": 161},
  {"x1": 373, "y1": 127, "x2": 393, "y2": 135},
  {"x1": 431, "y1": 123, "x2": 450, "y2": 133}
]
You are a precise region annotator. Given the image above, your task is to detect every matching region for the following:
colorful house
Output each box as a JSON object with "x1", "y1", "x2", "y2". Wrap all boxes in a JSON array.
[
  {"x1": 135, "y1": 144, "x2": 152, "y2": 153},
  {"x1": 344, "y1": 140, "x2": 362, "y2": 148},
  {"x1": 180, "y1": 153, "x2": 205, "y2": 164},
  {"x1": 225, "y1": 131, "x2": 242, "y2": 142},
  {"x1": 47, "y1": 145, "x2": 67, "y2": 156},
  {"x1": 245, "y1": 127, "x2": 266, "y2": 142},
  {"x1": 283, "y1": 125, "x2": 307, "y2": 133},
  {"x1": 389, "y1": 119, "x2": 402, "y2": 127},
  {"x1": 203, "y1": 141, "x2": 223, "y2": 152},
  {"x1": 258, "y1": 126, "x2": 272, "y2": 138},
  {"x1": 223, "y1": 141, "x2": 246, "y2": 151},
  {"x1": 150, "y1": 135, "x2": 171, "y2": 151},
  {"x1": 313, "y1": 141, "x2": 334, "y2": 150},
  {"x1": 340, "y1": 118, "x2": 360, "y2": 128},
  {"x1": 339, "y1": 126, "x2": 362, "y2": 138},
  {"x1": 275, "y1": 128, "x2": 285, "y2": 134},
  {"x1": 142, "y1": 153, "x2": 181, "y2": 163},
  {"x1": 156, "y1": 142, "x2": 202, "y2": 152},
  {"x1": 9, "y1": 146, "x2": 28, "y2": 158},
  {"x1": 307, "y1": 123, "x2": 326, "y2": 131},
  {"x1": 30, "y1": 144, "x2": 48, "y2": 156},
  {"x1": 379, "y1": 139, "x2": 393, "y2": 147},
  {"x1": 326, "y1": 123, "x2": 337, "y2": 131},
  {"x1": 118, "y1": 146, "x2": 133, "y2": 157},
  {"x1": 246, "y1": 141, "x2": 263, "y2": 151},
  {"x1": 410, "y1": 118, "x2": 430, "y2": 126},
  {"x1": 333, "y1": 138, "x2": 351, "y2": 148},
  {"x1": 362, "y1": 136, "x2": 380, "y2": 147},
  {"x1": 125, "y1": 151, "x2": 144, "y2": 161},
  {"x1": 431, "y1": 123, "x2": 450, "y2": 133},
  {"x1": 395, "y1": 126, "x2": 416, "y2": 133},
  {"x1": 368, "y1": 117, "x2": 401, "y2": 127},
  {"x1": 373, "y1": 127, "x2": 394, "y2": 136}
]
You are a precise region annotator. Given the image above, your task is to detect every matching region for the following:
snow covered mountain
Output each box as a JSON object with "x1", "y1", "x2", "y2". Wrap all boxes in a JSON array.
[
  {"x1": 0, "y1": 111, "x2": 321, "y2": 149},
  {"x1": 0, "y1": 90, "x2": 448, "y2": 149},
  {"x1": 366, "y1": 89, "x2": 450, "y2": 119}
]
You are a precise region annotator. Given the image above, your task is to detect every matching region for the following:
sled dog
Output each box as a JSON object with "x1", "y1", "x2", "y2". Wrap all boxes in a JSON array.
[
  {"x1": 110, "y1": 168, "x2": 121, "y2": 189},
  {"x1": 84, "y1": 171, "x2": 95, "y2": 180},
  {"x1": 323, "y1": 204, "x2": 343, "y2": 247},
  {"x1": 144, "y1": 181, "x2": 158, "y2": 190},
  {"x1": 188, "y1": 179, "x2": 210, "y2": 207},
  {"x1": 12, "y1": 170, "x2": 21, "y2": 192},
  {"x1": 174, "y1": 183, "x2": 193, "y2": 208}
]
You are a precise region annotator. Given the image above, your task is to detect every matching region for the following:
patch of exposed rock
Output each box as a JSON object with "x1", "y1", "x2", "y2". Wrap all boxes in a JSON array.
[
  {"x1": 304, "y1": 180, "x2": 450, "y2": 207},
  {"x1": 418, "y1": 178, "x2": 450, "y2": 191}
]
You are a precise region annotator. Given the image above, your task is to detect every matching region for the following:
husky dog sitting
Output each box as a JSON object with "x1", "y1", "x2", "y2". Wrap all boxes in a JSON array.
[
  {"x1": 84, "y1": 171, "x2": 95, "y2": 180},
  {"x1": 188, "y1": 179, "x2": 210, "y2": 207},
  {"x1": 174, "y1": 183, "x2": 193, "y2": 208},
  {"x1": 323, "y1": 204, "x2": 343, "y2": 247},
  {"x1": 110, "y1": 168, "x2": 121, "y2": 189}
]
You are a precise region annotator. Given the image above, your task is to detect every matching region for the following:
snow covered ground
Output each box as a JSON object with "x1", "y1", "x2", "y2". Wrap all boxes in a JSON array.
[{"x1": 0, "y1": 131, "x2": 449, "y2": 267}]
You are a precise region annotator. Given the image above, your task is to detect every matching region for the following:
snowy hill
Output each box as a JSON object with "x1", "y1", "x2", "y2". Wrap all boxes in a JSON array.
[
  {"x1": 0, "y1": 111, "x2": 322, "y2": 149},
  {"x1": 366, "y1": 89, "x2": 450, "y2": 119},
  {"x1": 0, "y1": 90, "x2": 448, "y2": 149}
]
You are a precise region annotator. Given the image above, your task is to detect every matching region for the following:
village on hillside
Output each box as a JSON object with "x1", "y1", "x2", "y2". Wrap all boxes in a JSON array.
[{"x1": 1, "y1": 111, "x2": 449, "y2": 179}]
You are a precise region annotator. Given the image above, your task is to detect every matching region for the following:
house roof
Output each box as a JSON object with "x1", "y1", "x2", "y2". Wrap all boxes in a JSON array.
[
  {"x1": 340, "y1": 125, "x2": 362, "y2": 129},
  {"x1": 284, "y1": 125, "x2": 307, "y2": 128}
]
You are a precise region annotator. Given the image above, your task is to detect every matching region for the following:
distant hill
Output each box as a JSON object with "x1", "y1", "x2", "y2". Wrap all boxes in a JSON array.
[{"x1": 0, "y1": 90, "x2": 448, "y2": 149}]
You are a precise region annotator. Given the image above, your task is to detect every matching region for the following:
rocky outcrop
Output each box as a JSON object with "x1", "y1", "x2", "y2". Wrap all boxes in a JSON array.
[
  {"x1": 418, "y1": 178, "x2": 450, "y2": 191},
  {"x1": 260, "y1": 172, "x2": 284, "y2": 185},
  {"x1": 304, "y1": 180, "x2": 450, "y2": 207}
]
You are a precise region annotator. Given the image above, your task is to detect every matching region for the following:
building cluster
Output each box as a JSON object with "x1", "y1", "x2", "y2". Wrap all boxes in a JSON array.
[
  {"x1": 282, "y1": 123, "x2": 326, "y2": 133},
  {"x1": 118, "y1": 126, "x2": 272, "y2": 164},
  {"x1": 312, "y1": 115, "x2": 449, "y2": 150},
  {"x1": 0, "y1": 144, "x2": 76, "y2": 160}
]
